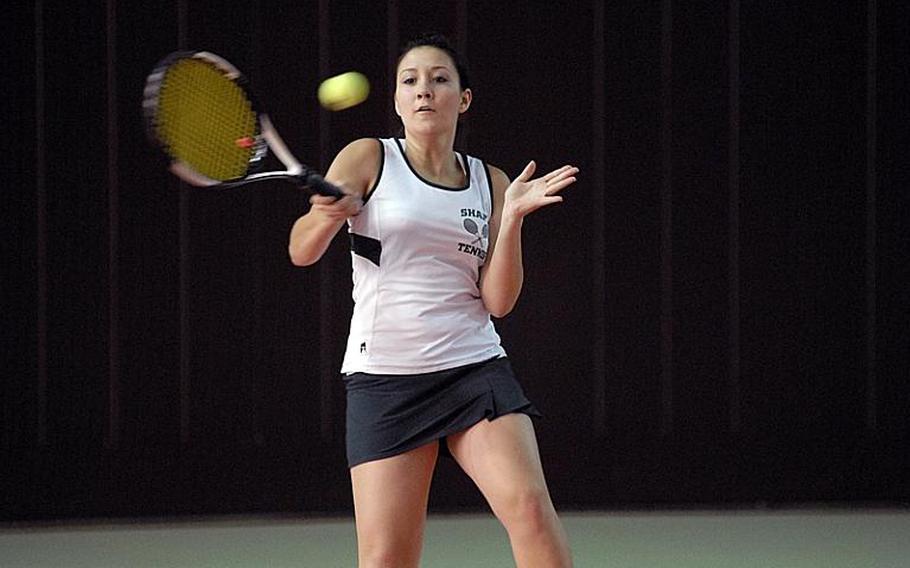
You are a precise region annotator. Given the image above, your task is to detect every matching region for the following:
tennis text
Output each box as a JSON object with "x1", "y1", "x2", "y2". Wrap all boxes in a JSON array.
[{"x1": 457, "y1": 242, "x2": 487, "y2": 260}]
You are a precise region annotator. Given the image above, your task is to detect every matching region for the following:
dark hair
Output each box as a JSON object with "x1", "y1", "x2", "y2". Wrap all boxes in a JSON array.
[{"x1": 397, "y1": 32, "x2": 471, "y2": 91}]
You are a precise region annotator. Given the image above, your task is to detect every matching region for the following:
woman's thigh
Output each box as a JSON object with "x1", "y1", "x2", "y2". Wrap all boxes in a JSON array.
[
  {"x1": 349, "y1": 442, "x2": 440, "y2": 562},
  {"x1": 446, "y1": 414, "x2": 553, "y2": 519}
]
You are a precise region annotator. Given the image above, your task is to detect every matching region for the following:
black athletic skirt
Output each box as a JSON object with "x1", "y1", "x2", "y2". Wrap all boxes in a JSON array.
[{"x1": 343, "y1": 356, "x2": 541, "y2": 468}]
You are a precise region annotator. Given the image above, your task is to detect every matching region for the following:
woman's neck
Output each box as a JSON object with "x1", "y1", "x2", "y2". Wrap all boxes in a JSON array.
[{"x1": 402, "y1": 133, "x2": 463, "y2": 183}]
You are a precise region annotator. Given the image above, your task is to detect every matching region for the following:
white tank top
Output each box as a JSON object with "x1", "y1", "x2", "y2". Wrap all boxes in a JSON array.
[{"x1": 340, "y1": 138, "x2": 507, "y2": 374}]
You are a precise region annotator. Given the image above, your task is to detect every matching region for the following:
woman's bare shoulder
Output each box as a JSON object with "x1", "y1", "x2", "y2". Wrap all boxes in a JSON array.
[
  {"x1": 484, "y1": 163, "x2": 511, "y2": 192},
  {"x1": 327, "y1": 138, "x2": 383, "y2": 196}
]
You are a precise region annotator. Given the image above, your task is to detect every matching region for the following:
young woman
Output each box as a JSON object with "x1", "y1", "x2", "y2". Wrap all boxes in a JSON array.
[{"x1": 289, "y1": 33, "x2": 577, "y2": 568}]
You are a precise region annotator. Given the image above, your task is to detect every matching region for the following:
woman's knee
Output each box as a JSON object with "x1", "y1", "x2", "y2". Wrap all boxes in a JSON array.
[
  {"x1": 354, "y1": 514, "x2": 426, "y2": 568},
  {"x1": 357, "y1": 534, "x2": 422, "y2": 568},
  {"x1": 358, "y1": 548, "x2": 417, "y2": 568},
  {"x1": 496, "y1": 485, "x2": 558, "y2": 535}
]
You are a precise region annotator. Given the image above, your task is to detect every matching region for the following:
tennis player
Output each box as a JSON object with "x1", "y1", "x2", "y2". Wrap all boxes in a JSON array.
[{"x1": 289, "y1": 33, "x2": 576, "y2": 568}]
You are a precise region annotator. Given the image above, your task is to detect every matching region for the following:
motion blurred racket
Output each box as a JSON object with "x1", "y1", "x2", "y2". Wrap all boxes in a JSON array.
[{"x1": 143, "y1": 50, "x2": 343, "y2": 198}]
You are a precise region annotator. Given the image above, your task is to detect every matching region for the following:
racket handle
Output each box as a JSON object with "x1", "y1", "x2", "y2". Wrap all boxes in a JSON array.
[{"x1": 301, "y1": 170, "x2": 345, "y2": 200}]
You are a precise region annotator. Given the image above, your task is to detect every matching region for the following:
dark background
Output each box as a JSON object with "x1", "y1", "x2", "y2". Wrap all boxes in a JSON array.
[{"x1": 2, "y1": 0, "x2": 908, "y2": 522}]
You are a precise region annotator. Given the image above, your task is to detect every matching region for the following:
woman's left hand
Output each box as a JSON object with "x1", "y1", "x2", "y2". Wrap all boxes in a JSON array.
[{"x1": 503, "y1": 161, "x2": 578, "y2": 219}]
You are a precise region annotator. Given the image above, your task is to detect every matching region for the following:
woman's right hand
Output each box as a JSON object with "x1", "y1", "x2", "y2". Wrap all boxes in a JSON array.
[{"x1": 309, "y1": 192, "x2": 363, "y2": 222}]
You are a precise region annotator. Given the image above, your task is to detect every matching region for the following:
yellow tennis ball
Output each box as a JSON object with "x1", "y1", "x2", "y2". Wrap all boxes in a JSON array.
[{"x1": 318, "y1": 71, "x2": 370, "y2": 111}]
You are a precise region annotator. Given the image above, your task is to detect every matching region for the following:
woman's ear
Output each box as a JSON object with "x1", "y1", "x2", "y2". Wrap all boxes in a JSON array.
[{"x1": 459, "y1": 88, "x2": 473, "y2": 113}]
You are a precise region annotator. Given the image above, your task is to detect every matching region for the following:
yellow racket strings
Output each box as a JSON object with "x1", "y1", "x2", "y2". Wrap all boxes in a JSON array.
[{"x1": 156, "y1": 58, "x2": 257, "y2": 181}]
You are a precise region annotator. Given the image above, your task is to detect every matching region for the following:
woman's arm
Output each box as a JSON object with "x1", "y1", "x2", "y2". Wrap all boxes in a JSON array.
[
  {"x1": 288, "y1": 138, "x2": 380, "y2": 266},
  {"x1": 479, "y1": 161, "x2": 578, "y2": 317}
]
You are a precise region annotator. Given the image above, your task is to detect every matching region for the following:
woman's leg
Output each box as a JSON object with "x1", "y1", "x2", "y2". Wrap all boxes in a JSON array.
[
  {"x1": 350, "y1": 441, "x2": 439, "y2": 568},
  {"x1": 447, "y1": 414, "x2": 572, "y2": 567}
]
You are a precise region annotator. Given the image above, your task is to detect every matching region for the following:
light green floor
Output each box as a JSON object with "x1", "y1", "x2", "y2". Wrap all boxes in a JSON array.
[{"x1": 1, "y1": 510, "x2": 908, "y2": 567}]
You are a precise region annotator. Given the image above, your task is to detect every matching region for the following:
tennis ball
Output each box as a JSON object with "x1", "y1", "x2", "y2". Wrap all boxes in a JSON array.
[{"x1": 318, "y1": 71, "x2": 370, "y2": 111}]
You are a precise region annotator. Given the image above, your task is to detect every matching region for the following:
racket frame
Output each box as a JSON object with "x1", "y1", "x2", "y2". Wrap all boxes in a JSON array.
[{"x1": 143, "y1": 50, "x2": 343, "y2": 198}]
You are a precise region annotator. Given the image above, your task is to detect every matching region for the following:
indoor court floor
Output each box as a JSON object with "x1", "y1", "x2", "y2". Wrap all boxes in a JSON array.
[{"x1": 1, "y1": 509, "x2": 907, "y2": 567}]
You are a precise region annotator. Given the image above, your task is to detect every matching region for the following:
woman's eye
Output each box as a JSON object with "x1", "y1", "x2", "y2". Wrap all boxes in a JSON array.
[
  {"x1": 402, "y1": 77, "x2": 416, "y2": 85},
  {"x1": 434, "y1": 76, "x2": 448, "y2": 83}
]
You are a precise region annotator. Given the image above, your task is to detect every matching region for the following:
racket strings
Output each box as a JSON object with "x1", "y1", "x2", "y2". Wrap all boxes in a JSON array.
[{"x1": 155, "y1": 58, "x2": 257, "y2": 181}]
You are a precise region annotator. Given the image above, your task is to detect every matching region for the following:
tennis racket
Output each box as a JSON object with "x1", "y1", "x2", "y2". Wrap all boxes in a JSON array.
[{"x1": 143, "y1": 50, "x2": 343, "y2": 198}]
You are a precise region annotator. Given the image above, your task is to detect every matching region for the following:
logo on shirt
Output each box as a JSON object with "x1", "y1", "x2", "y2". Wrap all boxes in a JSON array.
[{"x1": 458, "y1": 208, "x2": 488, "y2": 260}]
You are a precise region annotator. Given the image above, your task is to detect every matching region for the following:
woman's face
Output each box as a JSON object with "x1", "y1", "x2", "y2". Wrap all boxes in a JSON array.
[{"x1": 395, "y1": 46, "x2": 471, "y2": 136}]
